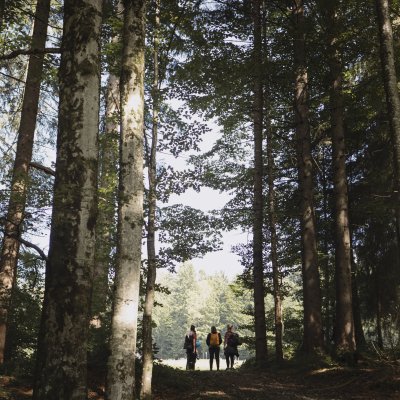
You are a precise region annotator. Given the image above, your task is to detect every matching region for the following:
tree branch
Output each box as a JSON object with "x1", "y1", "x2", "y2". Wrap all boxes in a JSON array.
[
  {"x1": 19, "y1": 237, "x2": 48, "y2": 261},
  {"x1": 0, "y1": 47, "x2": 61, "y2": 61},
  {"x1": 30, "y1": 161, "x2": 55, "y2": 176}
]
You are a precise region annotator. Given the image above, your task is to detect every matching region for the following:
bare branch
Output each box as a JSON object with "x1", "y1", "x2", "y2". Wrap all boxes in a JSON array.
[
  {"x1": 0, "y1": 47, "x2": 61, "y2": 61},
  {"x1": 30, "y1": 161, "x2": 55, "y2": 176},
  {"x1": 19, "y1": 237, "x2": 48, "y2": 261}
]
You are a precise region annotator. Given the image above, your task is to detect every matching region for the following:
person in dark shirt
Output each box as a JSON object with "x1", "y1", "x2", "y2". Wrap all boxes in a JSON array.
[
  {"x1": 185, "y1": 324, "x2": 197, "y2": 370},
  {"x1": 223, "y1": 324, "x2": 238, "y2": 369}
]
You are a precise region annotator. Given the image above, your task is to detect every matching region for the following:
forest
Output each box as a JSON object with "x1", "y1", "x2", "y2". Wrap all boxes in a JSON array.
[{"x1": 1, "y1": 0, "x2": 400, "y2": 399}]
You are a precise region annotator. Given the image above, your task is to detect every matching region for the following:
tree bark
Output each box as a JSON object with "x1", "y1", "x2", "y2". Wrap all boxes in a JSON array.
[
  {"x1": 251, "y1": 0, "x2": 268, "y2": 364},
  {"x1": 351, "y1": 250, "x2": 366, "y2": 348},
  {"x1": 0, "y1": 0, "x2": 5, "y2": 32},
  {"x1": 140, "y1": 0, "x2": 160, "y2": 398},
  {"x1": 0, "y1": 0, "x2": 51, "y2": 365},
  {"x1": 266, "y1": 122, "x2": 283, "y2": 361},
  {"x1": 292, "y1": 0, "x2": 324, "y2": 352},
  {"x1": 106, "y1": 1, "x2": 146, "y2": 399},
  {"x1": 91, "y1": 0, "x2": 122, "y2": 328},
  {"x1": 91, "y1": 73, "x2": 119, "y2": 325},
  {"x1": 326, "y1": 1, "x2": 356, "y2": 356},
  {"x1": 320, "y1": 145, "x2": 333, "y2": 345},
  {"x1": 33, "y1": 1, "x2": 102, "y2": 399},
  {"x1": 375, "y1": 0, "x2": 400, "y2": 262}
]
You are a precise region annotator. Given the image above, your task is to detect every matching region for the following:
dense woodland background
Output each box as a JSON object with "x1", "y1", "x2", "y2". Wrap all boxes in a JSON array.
[{"x1": 1, "y1": 0, "x2": 400, "y2": 399}]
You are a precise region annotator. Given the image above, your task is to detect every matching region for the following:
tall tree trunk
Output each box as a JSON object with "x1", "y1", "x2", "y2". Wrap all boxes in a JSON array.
[
  {"x1": 320, "y1": 146, "x2": 333, "y2": 345},
  {"x1": 140, "y1": 0, "x2": 160, "y2": 398},
  {"x1": 33, "y1": 1, "x2": 102, "y2": 398},
  {"x1": 0, "y1": 0, "x2": 50, "y2": 365},
  {"x1": 106, "y1": 1, "x2": 146, "y2": 399},
  {"x1": 91, "y1": 74, "x2": 119, "y2": 324},
  {"x1": 266, "y1": 122, "x2": 283, "y2": 361},
  {"x1": 326, "y1": 1, "x2": 356, "y2": 356},
  {"x1": 375, "y1": 0, "x2": 400, "y2": 261},
  {"x1": 251, "y1": 0, "x2": 268, "y2": 364},
  {"x1": 91, "y1": 0, "x2": 122, "y2": 328},
  {"x1": 292, "y1": 0, "x2": 324, "y2": 352}
]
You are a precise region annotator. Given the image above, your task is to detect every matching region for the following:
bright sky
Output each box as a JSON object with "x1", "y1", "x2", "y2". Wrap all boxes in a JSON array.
[
  {"x1": 159, "y1": 116, "x2": 247, "y2": 280},
  {"x1": 166, "y1": 187, "x2": 246, "y2": 279}
]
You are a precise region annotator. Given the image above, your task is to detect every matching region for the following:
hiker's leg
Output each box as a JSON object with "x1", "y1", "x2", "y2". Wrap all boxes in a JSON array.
[
  {"x1": 230, "y1": 354, "x2": 234, "y2": 368},
  {"x1": 225, "y1": 353, "x2": 230, "y2": 369},
  {"x1": 215, "y1": 347, "x2": 220, "y2": 370},
  {"x1": 192, "y1": 352, "x2": 197, "y2": 370},
  {"x1": 209, "y1": 348, "x2": 214, "y2": 370}
]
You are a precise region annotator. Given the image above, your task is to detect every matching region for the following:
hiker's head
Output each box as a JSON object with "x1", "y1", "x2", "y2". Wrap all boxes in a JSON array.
[
  {"x1": 227, "y1": 324, "x2": 233, "y2": 331},
  {"x1": 190, "y1": 324, "x2": 196, "y2": 332},
  {"x1": 211, "y1": 326, "x2": 217, "y2": 333}
]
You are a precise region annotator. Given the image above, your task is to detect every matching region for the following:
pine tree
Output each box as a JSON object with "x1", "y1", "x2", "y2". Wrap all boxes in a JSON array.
[{"x1": 0, "y1": 0, "x2": 51, "y2": 365}]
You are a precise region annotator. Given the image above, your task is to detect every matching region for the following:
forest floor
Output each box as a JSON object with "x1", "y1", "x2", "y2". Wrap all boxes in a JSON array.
[{"x1": 1, "y1": 357, "x2": 399, "y2": 399}]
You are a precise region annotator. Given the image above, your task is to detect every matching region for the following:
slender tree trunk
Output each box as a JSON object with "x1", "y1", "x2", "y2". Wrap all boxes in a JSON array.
[
  {"x1": 320, "y1": 146, "x2": 332, "y2": 345},
  {"x1": 375, "y1": 0, "x2": 400, "y2": 261},
  {"x1": 106, "y1": 1, "x2": 146, "y2": 399},
  {"x1": 91, "y1": 0, "x2": 122, "y2": 327},
  {"x1": 351, "y1": 250, "x2": 366, "y2": 348},
  {"x1": 375, "y1": 276, "x2": 383, "y2": 350},
  {"x1": 91, "y1": 74, "x2": 119, "y2": 325},
  {"x1": 292, "y1": 0, "x2": 323, "y2": 352},
  {"x1": 140, "y1": 1, "x2": 160, "y2": 398},
  {"x1": 33, "y1": 1, "x2": 102, "y2": 398},
  {"x1": 251, "y1": 0, "x2": 268, "y2": 364},
  {"x1": 261, "y1": 0, "x2": 282, "y2": 361},
  {"x1": 266, "y1": 122, "x2": 283, "y2": 361},
  {"x1": 0, "y1": 0, "x2": 50, "y2": 365},
  {"x1": 326, "y1": 1, "x2": 356, "y2": 356}
]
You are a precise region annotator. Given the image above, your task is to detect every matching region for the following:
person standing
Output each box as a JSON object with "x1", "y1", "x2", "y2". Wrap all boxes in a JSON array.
[
  {"x1": 224, "y1": 324, "x2": 239, "y2": 369},
  {"x1": 206, "y1": 326, "x2": 222, "y2": 371},
  {"x1": 185, "y1": 324, "x2": 197, "y2": 370}
]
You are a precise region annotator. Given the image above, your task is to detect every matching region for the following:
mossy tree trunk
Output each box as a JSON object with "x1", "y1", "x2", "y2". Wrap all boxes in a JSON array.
[{"x1": 33, "y1": 1, "x2": 102, "y2": 399}]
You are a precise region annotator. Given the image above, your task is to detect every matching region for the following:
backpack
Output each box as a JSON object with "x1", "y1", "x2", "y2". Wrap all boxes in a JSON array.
[
  {"x1": 183, "y1": 335, "x2": 192, "y2": 350},
  {"x1": 209, "y1": 332, "x2": 220, "y2": 347}
]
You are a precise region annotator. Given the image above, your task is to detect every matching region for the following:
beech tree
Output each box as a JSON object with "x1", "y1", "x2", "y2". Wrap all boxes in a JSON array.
[
  {"x1": 141, "y1": 0, "x2": 160, "y2": 398},
  {"x1": 33, "y1": 0, "x2": 102, "y2": 398},
  {"x1": 106, "y1": 1, "x2": 146, "y2": 399}
]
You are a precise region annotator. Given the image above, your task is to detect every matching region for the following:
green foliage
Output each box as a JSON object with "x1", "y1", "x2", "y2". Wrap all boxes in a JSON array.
[
  {"x1": 152, "y1": 263, "x2": 254, "y2": 360},
  {"x1": 158, "y1": 205, "x2": 223, "y2": 270},
  {"x1": 3, "y1": 252, "x2": 44, "y2": 376}
]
